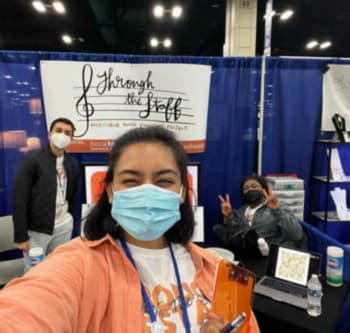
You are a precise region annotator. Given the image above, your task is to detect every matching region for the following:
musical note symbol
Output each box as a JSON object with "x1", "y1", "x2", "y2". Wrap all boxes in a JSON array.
[{"x1": 75, "y1": 64, "x2": 95, "y2": 137}]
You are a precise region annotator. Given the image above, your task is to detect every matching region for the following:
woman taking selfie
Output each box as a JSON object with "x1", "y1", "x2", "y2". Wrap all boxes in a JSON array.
[{"x1": 0, "y1": 126, "x2": 259, "y2": 333}]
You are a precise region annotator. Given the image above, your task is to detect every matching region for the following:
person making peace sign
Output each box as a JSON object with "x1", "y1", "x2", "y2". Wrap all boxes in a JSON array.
[{"x1": 213, "y1": 175, "x2": 303, "y2": 254}]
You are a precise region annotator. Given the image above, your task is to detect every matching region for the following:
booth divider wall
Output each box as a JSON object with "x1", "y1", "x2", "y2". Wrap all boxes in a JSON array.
[
  {"x1": 1, "y1": 51, "x2": 350, "y2": 332},
  {"x1": 2, "y1": 52, "x2": 350, "y2": 245},
  {"x1": 0, "y1": 51, "x2": 260, "y2": 244},
  {"x1": 262, "y1": 57, "x2": 350, "y2": 244}
]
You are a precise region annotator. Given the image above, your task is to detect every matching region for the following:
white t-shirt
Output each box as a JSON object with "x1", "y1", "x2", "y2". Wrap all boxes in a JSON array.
[
  {"x1": 126, "y1": 242, "x2": 212, "y2": 333},
  {"x1": 244, "y1": 203, "x2": 263, "y2": 226},
  {"x1": 55, "y1": 156, "x2": 72, "y2": 227}
]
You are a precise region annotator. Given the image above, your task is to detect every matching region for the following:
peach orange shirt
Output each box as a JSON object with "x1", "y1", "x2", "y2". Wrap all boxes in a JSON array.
[{"x1": 0, "y1": 235, "x2": 260, "y2": 333}]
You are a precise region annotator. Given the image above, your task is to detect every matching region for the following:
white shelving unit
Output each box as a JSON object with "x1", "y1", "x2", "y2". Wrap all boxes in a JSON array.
[{"x1": 266, "y1": 177, "x2": 305, "y2": 220}]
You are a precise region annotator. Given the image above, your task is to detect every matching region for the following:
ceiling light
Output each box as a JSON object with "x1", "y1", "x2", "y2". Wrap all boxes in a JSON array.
[
  {"x1": 320, "y1": 41, "x2": 332, "y2": 49},
  {"x1": 171, "y1": 5, "x2": 183, "y2": 19},
  {"x1": 280, "y1": 9, "x2": 294, "y2": 21},
  {"x1": 306, "y1": 40, "x2": 319, "y2": 49},
  {"x1": 163, "y1": 38, "x2": 172, "y2": 48},
  {"x1": 62, "y1": 34, "x2": 73, "y2": 44},
  {"x1": 52, "y1": 1, "x2": 66, "y2": 14},
  {"x1": 153, "y1": 5, "x2": 164, "y2": 18},
  {"x1": 150, "y1": 38, "x2": 159, "y2": 48},
  {"x1": 32, "y1": 1, "x2": 47, "y2": 13}
]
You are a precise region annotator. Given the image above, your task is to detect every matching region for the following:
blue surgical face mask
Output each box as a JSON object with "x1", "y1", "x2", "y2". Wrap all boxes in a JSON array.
[{"x1": 111, "y1": 184, "x2": 182, "y2": 241}]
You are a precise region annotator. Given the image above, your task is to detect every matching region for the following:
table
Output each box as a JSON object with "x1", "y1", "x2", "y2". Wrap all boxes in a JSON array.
[{"x1": 243, "y1": 258, "x2": 348, "y2": 333}]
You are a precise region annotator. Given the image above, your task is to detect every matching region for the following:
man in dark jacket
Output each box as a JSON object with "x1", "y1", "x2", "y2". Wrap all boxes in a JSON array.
[{"x1": 12, "y1": 117, "x2": 79, "y2": 271}]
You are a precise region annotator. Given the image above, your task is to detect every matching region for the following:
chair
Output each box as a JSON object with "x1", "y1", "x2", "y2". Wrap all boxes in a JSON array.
[
  {"x1": 0, "y1": 215, "x2": 25, "y2": 287},
  {"x1": 301, "y1": 221, "x2": 350, "y2": 282}
]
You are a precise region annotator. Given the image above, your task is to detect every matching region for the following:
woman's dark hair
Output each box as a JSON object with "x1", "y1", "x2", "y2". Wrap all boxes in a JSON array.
[
  {"x1": 84, "y1": 126, "x2": 194, "y2": 244},
  {"x1": 239, "y1": 174, "x2": 269, "y2": 196}
]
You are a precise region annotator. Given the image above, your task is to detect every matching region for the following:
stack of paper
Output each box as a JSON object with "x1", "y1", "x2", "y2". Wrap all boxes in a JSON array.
[
  {"x1": 330, "y1": 187, "x2": 350, "y2": 220},
  {"x1": 329, "y1": 148, "x2": 346, "y2": 181}
]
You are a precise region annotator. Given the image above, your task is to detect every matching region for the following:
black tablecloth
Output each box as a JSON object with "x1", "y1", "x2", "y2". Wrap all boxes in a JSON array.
[{"x1": 242, "y1": 258, "x2": 348, "y2": 333}]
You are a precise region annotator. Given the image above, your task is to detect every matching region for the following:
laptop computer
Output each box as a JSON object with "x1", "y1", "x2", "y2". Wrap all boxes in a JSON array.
[{"x1": 254, "y1": 243, "x2": 321, "y2": 309}]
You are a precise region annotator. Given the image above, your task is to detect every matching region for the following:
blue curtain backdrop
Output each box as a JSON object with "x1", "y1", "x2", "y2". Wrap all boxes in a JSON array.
[
  {"x1": 262, "y1": 57, "x2": 350, "y2": 244},
  {"x1": 2, "y1": 51, "x2": 350, "y2": 244},
  {"x1": 0, "y1": 51, "x2": 261, "y2": 244},
  {"x1": 1, "y1": 51, "x2": 350, "y2": 333}
]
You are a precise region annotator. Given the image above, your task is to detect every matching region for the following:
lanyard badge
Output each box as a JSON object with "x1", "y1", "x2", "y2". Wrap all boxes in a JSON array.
[{"x1": 119, "y1": 238, "x2": 191, "y2": 333}]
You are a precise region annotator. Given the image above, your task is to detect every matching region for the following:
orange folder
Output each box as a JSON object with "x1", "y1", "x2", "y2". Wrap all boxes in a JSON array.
[{"x1": 211, "y1": 260, "x2": 255, "y2": 333}]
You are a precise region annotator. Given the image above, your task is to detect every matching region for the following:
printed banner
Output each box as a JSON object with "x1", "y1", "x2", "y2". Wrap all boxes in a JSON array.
[
  {"x1": 322, "y1": 64, "x2": 350, "y2": 131},
  {"x1": 40, "y1": 61, "x2": 211, "y2": 153}
]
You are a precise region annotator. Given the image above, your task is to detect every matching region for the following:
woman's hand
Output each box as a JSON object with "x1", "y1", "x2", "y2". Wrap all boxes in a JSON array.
[
  {"x1": 263, "y1": 187, "x2": 280, "y2": 210},
  {"x1": 218, "y1": 194, "x2": 233, "y2": 217}
]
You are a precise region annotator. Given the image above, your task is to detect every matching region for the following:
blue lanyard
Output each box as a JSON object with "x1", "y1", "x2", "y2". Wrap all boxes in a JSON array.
[{"x1": 119, "y1": 238, "x2": 191, "y2": 333}]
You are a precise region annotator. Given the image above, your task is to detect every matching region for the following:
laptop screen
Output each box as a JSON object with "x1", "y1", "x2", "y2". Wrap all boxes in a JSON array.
[
  {"x1": 275, "y1": 246, "x2": 310, "y2": 285},
  {"x1": 265, "y1": 244, "x2": 321, "y2": 286}
]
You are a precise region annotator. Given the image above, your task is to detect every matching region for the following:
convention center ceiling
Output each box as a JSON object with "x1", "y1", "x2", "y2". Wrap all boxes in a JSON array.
[{"x1": 0, "y1": 0, "x2": 349, "y2": 58}]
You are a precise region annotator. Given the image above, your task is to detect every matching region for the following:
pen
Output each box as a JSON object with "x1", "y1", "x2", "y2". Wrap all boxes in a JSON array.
[{"x1": 220, "y1": 312, "x2": 246, "y2": 333}]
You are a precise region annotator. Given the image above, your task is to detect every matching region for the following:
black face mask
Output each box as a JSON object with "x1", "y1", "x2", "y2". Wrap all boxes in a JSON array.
[{"x1": 243, "y1": 190, "x2": 264, "y2": 205}]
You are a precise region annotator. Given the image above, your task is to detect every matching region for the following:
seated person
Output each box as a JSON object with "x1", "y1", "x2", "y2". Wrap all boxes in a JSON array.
[{"x1": 213, "y1": 175, "x2": 303, "y2": 258}]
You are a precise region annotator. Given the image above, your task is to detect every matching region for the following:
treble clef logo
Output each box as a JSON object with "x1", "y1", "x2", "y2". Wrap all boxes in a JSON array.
[{"x1": 75, "y1": 64, "x2": 95, "y2": 137}]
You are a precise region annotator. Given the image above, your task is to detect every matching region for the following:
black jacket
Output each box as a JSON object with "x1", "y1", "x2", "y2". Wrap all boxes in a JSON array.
[{"x1": 12, "y1": 146, "x2": 79, "y2": 243}]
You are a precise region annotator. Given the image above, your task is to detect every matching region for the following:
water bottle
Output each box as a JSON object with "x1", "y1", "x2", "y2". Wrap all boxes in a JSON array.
[
  {"x1": 257, "y1": 237, "x2": 269, "y2": 256},
  {"x1": 29, "y1": 247, "x2": 45, "y2": 268},
  {"x1": 307, "y1": 274, "x2": 322, "y2": 317}
]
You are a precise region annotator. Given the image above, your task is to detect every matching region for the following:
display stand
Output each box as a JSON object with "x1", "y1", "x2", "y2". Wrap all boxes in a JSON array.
[{"x1": 310, "y1": 140, "x2": 350, "y2": 234}]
